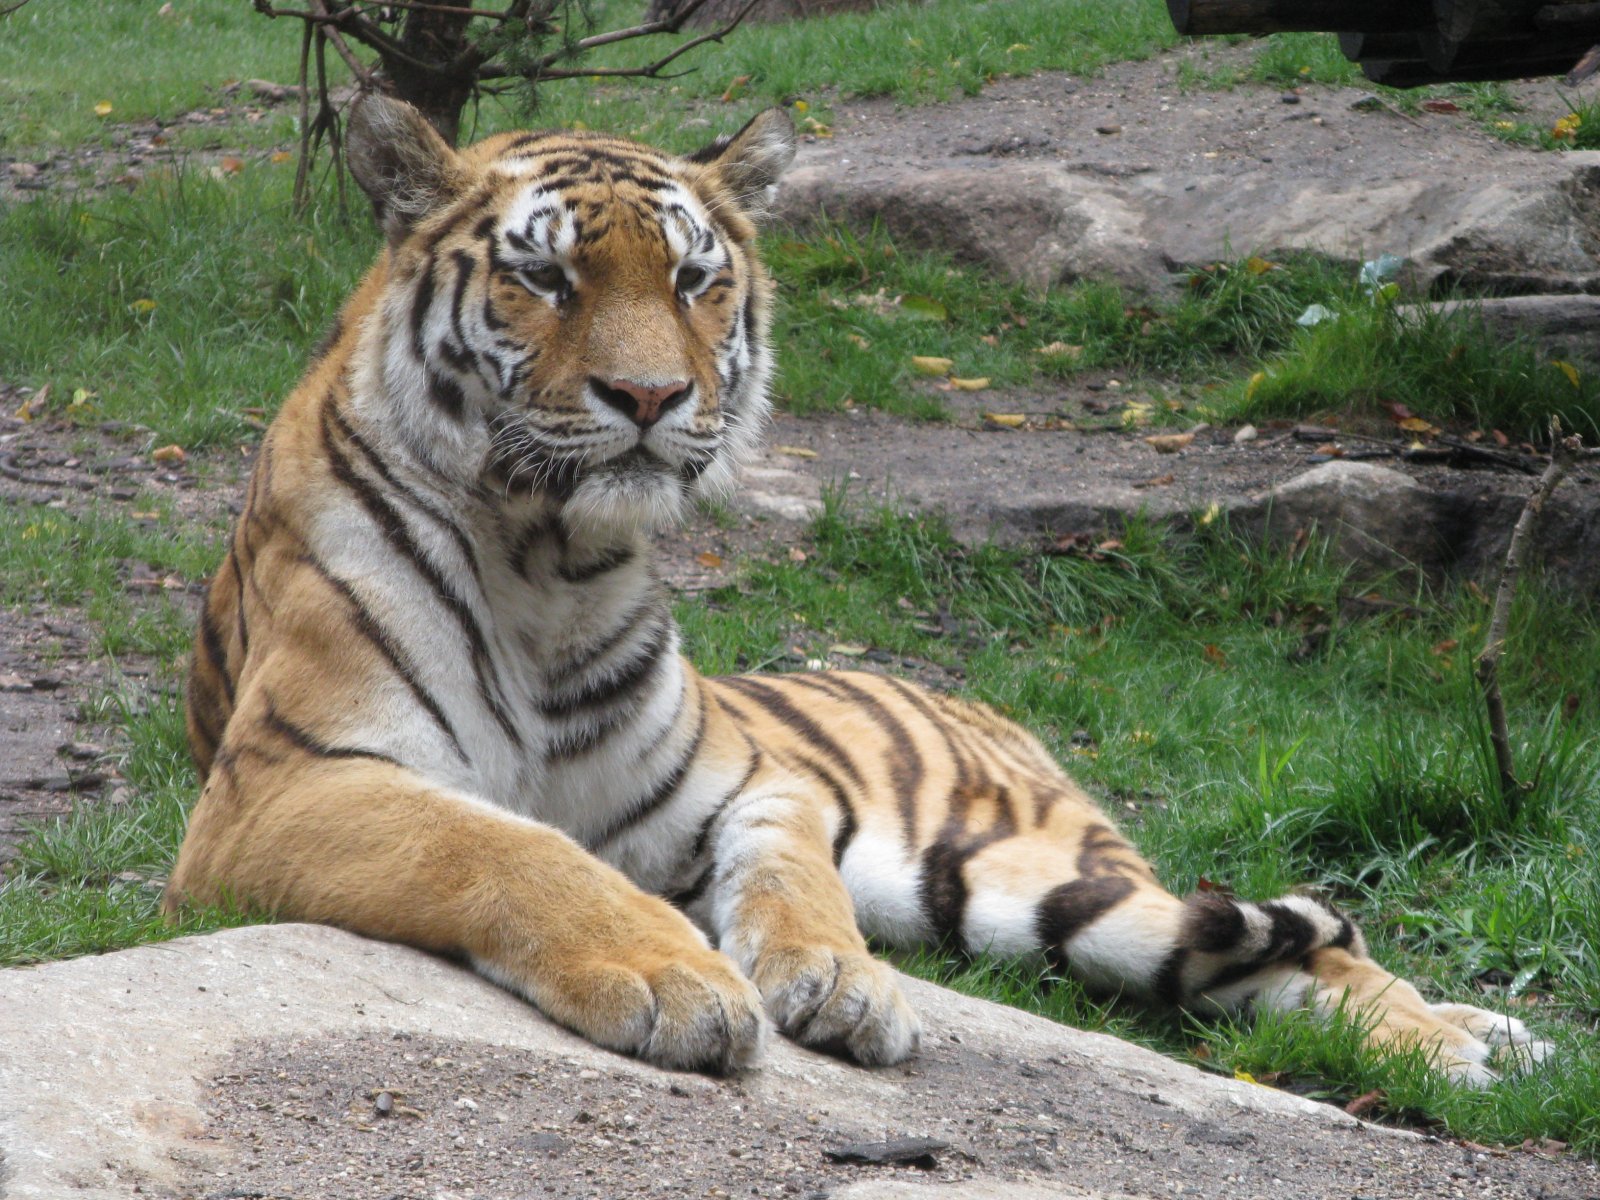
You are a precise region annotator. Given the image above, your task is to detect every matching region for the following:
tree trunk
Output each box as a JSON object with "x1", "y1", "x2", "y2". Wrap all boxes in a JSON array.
[
  {"x1": 645, "y1": 0, "x2": 911, "y2": 26},
  {"x1": 374, "y1": 5, "x2": 483, "y2": 146}
]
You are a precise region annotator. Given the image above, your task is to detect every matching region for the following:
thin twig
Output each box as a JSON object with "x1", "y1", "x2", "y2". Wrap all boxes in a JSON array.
[
  {"x1": 0, "y1": 0, "x2": 33, "y2": 16},
  {"x1": 478, "y1": 0, "x2": 757, "y2": 81},
  {"x1": 1475, "y1": 420, "x2": 1583, "y2": 810},
  {"x1": 292, "y1": 19, "x2": 315, "y2": 214},
  {"x1": 346, "y1": 0, "x2": 517, "y2": 19}
]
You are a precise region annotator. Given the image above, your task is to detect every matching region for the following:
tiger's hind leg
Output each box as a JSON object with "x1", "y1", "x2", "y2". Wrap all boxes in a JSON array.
[{"x1": 932, "y1": 831, "x2": 1536, "y2": 1085}]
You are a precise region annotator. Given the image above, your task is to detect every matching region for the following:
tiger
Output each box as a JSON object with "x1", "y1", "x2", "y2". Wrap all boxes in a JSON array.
[{"x1": 165, "y1": 93, "x2": 1548, "y2": 1084}]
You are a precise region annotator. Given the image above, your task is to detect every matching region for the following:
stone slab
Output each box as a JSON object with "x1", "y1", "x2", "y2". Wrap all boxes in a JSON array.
[{"x1": 3, "y1": 925, "x2": 1597, "y2": 1198}]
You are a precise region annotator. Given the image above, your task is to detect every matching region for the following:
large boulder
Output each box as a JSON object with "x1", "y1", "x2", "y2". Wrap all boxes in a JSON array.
[{"x1": 4, "y1": 924, "x2": 1595, "y2": 1198}]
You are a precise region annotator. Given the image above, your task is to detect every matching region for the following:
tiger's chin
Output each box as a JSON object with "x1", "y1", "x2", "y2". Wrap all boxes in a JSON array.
[{"x1": 560, "y1": 458, "x2": 694, "y2": 540}]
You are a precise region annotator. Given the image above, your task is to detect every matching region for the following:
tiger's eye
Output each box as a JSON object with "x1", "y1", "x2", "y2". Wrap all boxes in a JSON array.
[
  {"x1": 675, "y1": 265, "x2": 708, "y2": 293},
  {"x1": 522, "y1": 263, "x2": 567, "y2": 295}
]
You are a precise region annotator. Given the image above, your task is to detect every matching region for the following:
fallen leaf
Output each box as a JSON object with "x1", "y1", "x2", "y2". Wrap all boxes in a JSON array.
[
  {"x1": 1035, "y1": 341, "x2": 1083, "y2": 360},
  {"x1": 1431, "y1": 639, "x2": 1459, "y2": 656},
  {"x1": 14, "y1": 383, "x2": 51, "y2": 422},
  {"x1": 898, "y1": 294, "x2": 948, "y2": 322},
  {"x1": 1397, "y1": 416, "x2": 1439, "y2": 434},
  {"x1": 1198, "y1": 502, "x2": 1221, "y2": 526},
  {"x1": 1144, "y1": 432, "x2": 1194, "y2": 454},
  {"x1": 772, "y1": 444, "x2": 817, "y2": 459},
  {"x1": 911, "y1": 355, "x2": 954, "y2": 376},
  {"x1": 270, "y1": 150, "x2": 294, "y2": 164},
  {"x1": 845, "y1": 333, "x2": 870, "y2": 350},
  {"x1": 1203, "y1": 643, "x2": 1228, "y2": 667},
  {"x1": 947, "y1": 376, "x2": 990, "y2": 391},
  {"x1": 787, "y1": 546, "x2": 808, "y2": 563},
  {"x1": 979, "y1": 333, "x2": 999, "y2": 347},
  {"x1": 1421, "y1": 99, "x2": 1462, "y2": 113},
  {"x1": 695, "y1": 551, "x2": 724, "y2": 569},
  {"x1": 219, "y1": 156, "x2": 244, "y2": 175},
  {"x1": 130, "y1": 510, "x2": 162, "y2": 521},
  {"x1": 1120, "y1": 402, "x2": 1153, "y2": 428},
  {"x1": 1132, "y1": 472, "x2": 1175, "y2": 489},
  {"x1": 1244, "y1": 256, "x2": 1277, "y2": 275},
  {"x1": 829, "y1": 643, "x2": 868, "y2": 657},
  {"x1": 983, "y1": 412, "x2": 1027, "y2": 428},
  {"x1": 152, "y1": 444, "x2": 187, "y2": 465},
  {"x1": 1245, "y1": 371, "x2": 1266, "y2": 400},
  {"x1": 129, "y1": 298, "x2": 157, "y2": 314},
  {"x1": 1553, "y1": 360, "x2": 1581, "y2": 388},
  {"x1": 1344, "y1": 1088, "x2": 1386, "y2": 1117},
  {"x1": 94, "y1": 100, "x2": 113, "y2": 117},
  {"x1": 1313, "y1": 442, "x2": 1344, "y2": 457},
  {"x1": 720, "y1": 74, "x2": 751, "y2": 102}
]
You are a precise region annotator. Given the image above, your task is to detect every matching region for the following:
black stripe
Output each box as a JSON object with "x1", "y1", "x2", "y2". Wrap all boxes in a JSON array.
[
  {"x1": 302, "y1": 552, "x2": 468, "y2": 763},
  {"x1": 540, "y1": 623, "x2": 669, "y2": 717},
  {"x1": 320, "y1": 403, "x2": 522, "y2": 750},
  {"x1": 783, "y1": 674, "x2": 925, "y2": 848},
  {"x1": 762, "y1": 741, "x2": 861, "y2": 868},
  {"x1": 409, "y1": 257, "x2": 436, "y2": 361},
  {"x1": 328, "y1": 403, "x2": 482, "y2": 592},
  {"x1": 261, "y1": 696, "x2": 402, "y2": 768},
  {"x1": 1034, "y1": 875, "x2": 1137, "y2": 963},
  {"x1": 591, "y1": 692, "x2": 711, "y2": 849},
  {"x1": 309, "y1": 313, "x2": 344, "y2": 363},
  {"x1": 198, "y1": 604, "x2": 234, "y2": 707},
  {"x1": 426, "y1": 369, "x2": 467, "y2": 420},
  {"x1": 557, "y1": 544, "x2": 635, "y2": 585},
  {"x1": 227, "y1": 547, "x2": 249, "y2": 657},
  {"x1": 715, "y1": 676, "x2": 869, "y2": 796},
  {"x1": 545, "y1": 597, "x2": 661, "y2": 691}
]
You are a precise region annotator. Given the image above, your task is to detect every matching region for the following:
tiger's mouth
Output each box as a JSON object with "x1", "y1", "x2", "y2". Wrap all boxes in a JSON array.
[{"x1": 486, "y1": 419, "x2": 715, "y2": 505}]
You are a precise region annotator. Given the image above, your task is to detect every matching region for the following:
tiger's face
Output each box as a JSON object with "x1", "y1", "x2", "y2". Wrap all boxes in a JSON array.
[{"x1": 345, "y1": 97, "x2": 795, "y2": 536}]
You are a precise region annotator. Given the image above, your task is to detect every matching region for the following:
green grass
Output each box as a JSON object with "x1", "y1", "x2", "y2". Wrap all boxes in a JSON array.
[
  {"x1": 0, "y1": 0, "x2": 324, "y2": 154},
  {"x1": 1218, "y1": 299, "x2": 1600, "y2": 441},
  {"x1": 0, "y1": 168, "x2": 372, "y2": 447}
]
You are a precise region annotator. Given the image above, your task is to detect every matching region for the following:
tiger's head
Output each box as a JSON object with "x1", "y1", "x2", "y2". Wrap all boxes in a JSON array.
[{"x1": 344, "y1": 95, "x2": 795, "y2": 538}]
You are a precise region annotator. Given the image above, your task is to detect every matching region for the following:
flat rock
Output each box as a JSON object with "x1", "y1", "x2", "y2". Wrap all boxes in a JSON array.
[
  {"x1": 775, "y1": 57, "x2": 1600, "y2": 296},
  {"x1": 3, "y1": 924, "x2": 1598, "y2": 1198}
]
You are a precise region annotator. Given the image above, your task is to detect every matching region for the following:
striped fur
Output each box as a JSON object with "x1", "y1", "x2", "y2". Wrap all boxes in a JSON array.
[{"x1": 167, "y1": 96, "x2": 1547, "y2": 1082}]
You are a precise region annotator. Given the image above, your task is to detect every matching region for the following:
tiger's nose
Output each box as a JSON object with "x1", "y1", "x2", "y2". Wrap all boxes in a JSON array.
[{"x1": 593, "y1": 377, "x2": 693, "y2": 429}]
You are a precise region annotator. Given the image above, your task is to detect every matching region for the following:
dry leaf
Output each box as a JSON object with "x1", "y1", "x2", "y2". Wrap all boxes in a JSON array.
[
  {"x1": 1313, "y1": 442, "x2": 1344, "y2": 457},
  {"x1": 14, "y1": 383, "x2": 51, "y2": 422},
  {"x1": 829, "y1": 643, "x2": 868, "y2": 657},
  {"x1": 984, "y1": 412, "x2": 1027, "y2": 428},
  {"x1": 947, "y1": 376, "x2": 990, "y2": 391},
  {"x1": 911, "y1": 355, "x2": 954, "y2": 376},
  {"x1": 1397, "y1": 416, "x2": 1439, "y2": 434},
  {"x1": 695, "y1": 551, "x2": 724, "y2": 569},
  {"x1": 787, "y1": 546, "x2": 808, "y2": 563},
  {"x1": 720, "y1": 74, "x2": 751, "y2": 102},
  {"x1": 1344, "y1": 1088, "x2": 1386, "y2": 1117},
  {"x1": 1553, "y1": 360, "x2": 1581, "y2": 388},
  {"x1": 219, "y1": 156, "x2": 244, "y2": 175},
  {"x1": 1133, "y1": 473, "x2": 1175, "y2": 489},
  {"x1": 129, "y1": 298, "x2": 157, "y2": 314},
  {"x1": 270, "y1": 150, "x2": 294, "y2": 164},
  {"x1": 1245, "y1": 371, "x2": 1266, "y2": 400},
  {"x1": 772, "y1": 444, "x2": 817, "y2": 459},
  {"x1": 1035, "y1": 341, "x2": 1082, "y2": 359},
  {"x1": 1203, "y1": 643, "x2": 1229, "y2": 667},
  {"x1": 152, "y1": 444, "x2": 187, "y2": 465},
  {"x1": 94, "y1": 100, "x2": 113, "y2": 117},
  {"x1": 1144, "y1": 432, "x2": 1195, "y2": 454},
  {"x1": 1244, "y1": 256, "x2": 1277, "y2": 275},
  {"x1": 980, "y1": 334, "x2": 999, "y2": 347},
  {"x1": 845, "y1": 333, "x2": 870, "y2": 350},
  {"x1": 1421, "y1": 99, "x2": 1462, "y2": 113},
  {"x1": 1431, "y1": 639, "x2": 1458, "y2": 656}
]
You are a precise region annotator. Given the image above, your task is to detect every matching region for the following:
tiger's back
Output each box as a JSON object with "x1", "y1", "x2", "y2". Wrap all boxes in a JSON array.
[{"x1": 170, "y1": 94, "x2": 1548, "y2": 1083}]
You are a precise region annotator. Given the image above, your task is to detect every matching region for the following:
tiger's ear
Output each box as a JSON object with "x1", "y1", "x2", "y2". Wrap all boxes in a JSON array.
[
  {"x1": 346, "y1": 93, "x2": 466, "y2": 244},
  {"x1": 689, "y1": 108, "x2": 796, "y2": 223}
]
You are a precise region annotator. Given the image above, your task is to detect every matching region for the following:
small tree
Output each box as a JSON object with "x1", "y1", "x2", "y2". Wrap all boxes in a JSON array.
[{"x1": 252, "y1": 0, "x2": 759, "y2": 209}]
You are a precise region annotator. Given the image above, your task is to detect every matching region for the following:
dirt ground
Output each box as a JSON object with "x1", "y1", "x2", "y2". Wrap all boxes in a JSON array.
[{"x1": 191, "y1": 1029, "x2": 1599, "y2": 1200}]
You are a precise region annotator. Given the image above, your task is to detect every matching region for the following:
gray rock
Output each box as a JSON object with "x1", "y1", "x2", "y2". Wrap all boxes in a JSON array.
[
  {"x1": 1400, "y1": 295, "x2": 1600, "y2": 365},
  {"x1": 777, "y1": 163, "x2": 1168, "y2": 294}
]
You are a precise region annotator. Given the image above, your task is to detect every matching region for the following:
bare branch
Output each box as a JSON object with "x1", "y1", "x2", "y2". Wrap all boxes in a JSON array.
[
  {"x1": 0, "y1": 0, "x2": 34, "y2": 16},
  {"x1": 479, "y1": 0, "x2": 758, "y2": 82},
  {"x1": 1475, "y1": 420, "x2": 1583, "y2": 809},
  {"x1": 346, "y1": 0, "x2": 521, "y2": 20}
]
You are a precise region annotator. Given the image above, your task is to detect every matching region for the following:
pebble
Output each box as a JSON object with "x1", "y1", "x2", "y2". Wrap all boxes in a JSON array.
[
  {"x1": 1233, "y1": 424, "x2": 1258, "y2": 444},
  {"x1": 1095, "y1": 123, "x2": 1122, "y2": 135},
  {"x1": 1280, "y1": 92, "x2": 1301, "y2": 105}
]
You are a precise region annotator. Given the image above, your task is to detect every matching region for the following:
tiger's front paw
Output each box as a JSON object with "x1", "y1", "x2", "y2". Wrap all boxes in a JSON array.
[
  {"x1": 751, "y1": 947, "x2": 922, "y2": 1066},
  {"x1": 494, "y1": 925, "x2": 768, "y2": 1074}
]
